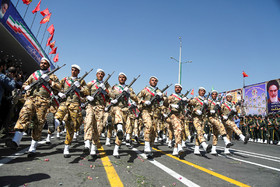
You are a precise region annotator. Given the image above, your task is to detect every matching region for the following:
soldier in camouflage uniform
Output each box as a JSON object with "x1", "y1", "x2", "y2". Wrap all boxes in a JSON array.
[
  {"x1": 207, "y1": 90, "x2": 233, "y2": 155},
  {"x1": 188, "y1": 87, "x2": 212, "y2": 155},
  {"x1": 54, "y1": 64, "x2": 88, "y2": 158},
  {"x1": 107, "y1": 72, "x2": 138, "y2": 158},
  {"x1": 221, "y1": 93, "x2": 249, "y2": 154},
  {"x1": 257, "y1": 115, "x2": 267, "y2": 143},
  {"x1": 137, "y1": 76, "x2": 166, "y2": 158},
  {"x1": 6, "y1": 58, "x2": 61, "y2": 157},
  {"x1": 83, "y1": 69, "x2": 112, "y2": 158},
  {"x1": 167, "y1": 84, "x2": 188, "y2": 157}
]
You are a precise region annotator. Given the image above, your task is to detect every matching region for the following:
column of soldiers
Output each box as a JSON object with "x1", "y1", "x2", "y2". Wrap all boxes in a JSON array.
[{"x1": 5, "y1": 58, "x2": 280, "y2": 160}]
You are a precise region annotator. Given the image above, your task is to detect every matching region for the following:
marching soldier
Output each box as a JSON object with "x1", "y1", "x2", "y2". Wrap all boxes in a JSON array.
[
  {"x1": 188, "y1": 87, "x2": 212, "y2": 155},
  {"x1": 207, "y1": 90, "x2": 233, "y2": 155},
  {"x1": 83, "y1": 69, "x2": 111, "y2": 158},
  {"x1": 6, "y1": 58, "x2": 61, "y2": 157},
  {"x1": 221, "y1": 93, "x2": 249, "y2": 154},
  {"x1": 107, "y1": 72, "x2": 138, "y2": 158},
  {"x1": 167, "y1": 84, "x2": 188, "y2": 157},
  {"x1": 54, "y1": 64, "x2": 88, "y2": 158},
  {"x1": 137, "y1": 76, "x2": 166, "y2": 159}
]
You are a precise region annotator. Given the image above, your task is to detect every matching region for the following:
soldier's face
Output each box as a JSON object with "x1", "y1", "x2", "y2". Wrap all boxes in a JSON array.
[
  {"x1": 40, "y1": 60, "x2": 50, "y2": 70},
  {"x1": 198, "y1": 89, "x2": 205, "y2": 96},
  {"x1": 118, "y1": 75, "x2": 126, "y2": 84},
  {"x1": 211, "y1": 92, "x2": 217, "y2": 100},
  {"x1": 96, "y1": 72, "x2": 105, "y2": 81},
  {"x1": 175, "y1": 86, "x2": 182, "y2": 93},
  {"x1": 226, "y1": 96, "x2": 232, "y2": 102},
  {"x1": 71, "y1": 68, "x2": 79, "y2": 77},
  {"x1": 149, "y1": 78, "x2": 158, "y2": 87}
]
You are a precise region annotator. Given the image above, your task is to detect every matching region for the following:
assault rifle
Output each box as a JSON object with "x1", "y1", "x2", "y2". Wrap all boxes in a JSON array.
[
  {"x1": 84, "y1": 71, "x2": 114, "y2": 106},
  {"x1": 166, "y1": 89, "x2": 191, "y2": 117},
  {"x1": 201, "y1": 92, "x2": 210, "y2": 114},
  {"x1": 127, "y1": 103, "x2": 141, "y2": 118},
  {"x1": 29, "y1": 64, "x2": 66, "y2": 93},
  {"x1": 105, "y1": 75, "x2": 140, "y2": 112},
  {"x1": 228, "y1": 100, "x2": 243, "y2": 118},
  {"x1": 213, "y1": 96, "x2": 223, "y2": 115},
  {"x1": 149, "y1": 84, "x2": 172, "y2": 105},
  {"x1": 60, "y1": 68, "x2": 93, "y2": 101}
]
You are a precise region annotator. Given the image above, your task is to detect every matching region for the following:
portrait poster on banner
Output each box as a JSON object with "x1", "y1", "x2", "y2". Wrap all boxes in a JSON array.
[
  {"x1": 244, "y1": 82, "x2": 266, "y2": 116},
  {"x1": 266, "y1": 79, "x2": 280, "y2": 114}
]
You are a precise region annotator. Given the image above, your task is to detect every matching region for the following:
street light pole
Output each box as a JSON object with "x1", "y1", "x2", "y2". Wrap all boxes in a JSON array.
[
  {"x1": 178, "y1": 37, "x2": 182, "y2": 85},
  {"x1": 170, "y1": 37, "x2": 192, "y2": 85}
]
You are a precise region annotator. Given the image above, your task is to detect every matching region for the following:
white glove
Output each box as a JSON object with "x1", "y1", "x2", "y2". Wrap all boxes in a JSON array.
[
  {"x1": 24, "y1": 85, "x2": 31, "y2": 91},
  {"x1": 216, "y1": 102, "x2": 220, "y2": 106},
  {"x1": 210, "y1": 110, "x2": 215, "y2": 114},
  {"x1": 223, "y1": 115, "x2": 228, "y2": 120},
  {"x1": 74, "y1": 81, "x2": 80, "y2": 88},
  {"x1": 203, "y1": 100, "x2": 208, "y2": 105},
  {"x1": 111, "y1": 99, "x2": 118, "y2": 104},
  {"x1": 144, "y1": 100, "x2": 151, "y2": 106},
  {"x1": 99, "y1": 83, "x2": 106, "y2": 90},
  {"x1": 86, "y1": 96, "x2": 94, "y2": 101},
  {"x1": 130, "y1": 102, "x2": 136, "y2": 107},
  {"x1": 171, "y1": 104, "x2": 179, "y2": 109},
  {"x1": 195, "y1": 110, "x2": 202, "y2": 115},
  {"x1": 182, "y1": 97, "x2": 188, "y2": 101},
  {"x1": 58, "y1": 92, "x2": 66, "y2": 99},
  {"x1": 41, "y1": 74, "x2": 50, "y2": 81},
  {"x1": 124, "y1": 87, "x2": 130, "y2": 93},
  {"x1": 163, "y1": 113, "x2": 168, "y2": 118},
  {"x1": 156, "y1": 92, "x2": 163, "y2": 97},
  {"x1": 232, "y1": 107, "x2": 237, "y2": 112}
]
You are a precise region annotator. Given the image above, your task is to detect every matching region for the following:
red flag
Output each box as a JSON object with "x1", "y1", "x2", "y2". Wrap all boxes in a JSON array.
[
  {"x1": 191, "y1": 89, "x2": 194, "y2": 95},
  {"x1": 40, "y1": 13, "x2": 51, "y2": 24},
  {"x1": 40, "y1": 8, "x2": 50, "y2": 17},
  {"x1": 49, "y1": 41, "x2": 55, "y2": 49},
  {"x1": 49, "y1": 47, "x2": 57, "y2": 55},
  {"x1": 22, "y1": 0, "x2": 32, "y2": 5},
  {"x1": 47, "y1": 24, "x2": 55, "y2": 35},
  {"x1": 53, "y1": 53, "x2": 59, "y2": 62},
  {"x1": 242, "y1": 71, "x2": 248, "y2": 78},
  {"x1": 46, "y1": 34, "x2": 54, "y2": 46},
  {"x1": 32, "y1": 0, "x2": 41, "y2": 14}
]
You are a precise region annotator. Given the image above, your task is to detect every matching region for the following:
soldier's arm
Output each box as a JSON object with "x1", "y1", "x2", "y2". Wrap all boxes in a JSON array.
[
  {"x1": 129, "y1": 88, "x2": 139, "y2": 103},
  {"x1": 22, "y1": 74, "x2": 34, "y2": 89},
  {"x1": 80, "y1": 80, "x2": 89, "y2": 96},
  {"x1": 49, "y1": 74, "x2": 61, "y2": 91},
  {"x1": 137, "y1": 89, "x2": 146, "y2": 105}
]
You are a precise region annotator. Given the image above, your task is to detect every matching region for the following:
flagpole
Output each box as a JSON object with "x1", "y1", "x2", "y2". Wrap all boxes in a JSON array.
[
  {"x1": 41, "y1": 22, "x2": 49, "y2": 45},
  {"x1": 15, "y1": 0, "x2": 20, "y2": 8},
  {"x1": 36, "y1": 24, "x2": 42, "y2": 38},
  {"x1": 30, "y1": 12, "x2": 37, "y2": 30},
  {"x1": 23, "y1": 4, "x2": 30, "y2": 19}
]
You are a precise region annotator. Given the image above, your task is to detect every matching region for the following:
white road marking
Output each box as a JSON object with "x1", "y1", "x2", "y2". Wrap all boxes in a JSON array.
[
  {"x1": 216, "y1": 146, "x2": 280, "y2": 163},
  {"x1": 131, "y1": 147, "x2": 200, "y2": 187},
  {"x1": 218, "y1": 154, "x2": 280, "y2": 172},
  {"x1": 216, "y1": 146, "x2": 280, "y2": 161},
  {"x1": 0, "y1": 140, "x2": 48, "y2": 167}
]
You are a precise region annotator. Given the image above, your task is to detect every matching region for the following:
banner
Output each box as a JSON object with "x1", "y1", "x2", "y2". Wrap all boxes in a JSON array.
[
  {"x1": 0, "y1": 0, "x2": 54, "y2": 69},
  {"x1": 244, "y1": 82, "x2": 266, "y2": 116},
  {"x1": 266, "y1": 79, "x2": 280, "y2": 114}
]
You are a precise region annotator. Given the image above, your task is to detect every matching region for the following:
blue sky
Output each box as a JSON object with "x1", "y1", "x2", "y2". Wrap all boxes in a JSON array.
[{"x1": 15, "y1": 0, "x2": 280, "y2": 95}]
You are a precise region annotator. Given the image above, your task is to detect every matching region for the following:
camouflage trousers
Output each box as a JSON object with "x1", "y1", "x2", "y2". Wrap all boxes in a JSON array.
[
  {"x1": 133, "y1": 118, "x2": 142, "y2": 138},
  {"x1": 170, "y1": 114, "x2": 183, "y2": 147},
  {"x1": 141, "y1": 110, "x2": 158, "y2": 143},
  {"x1": 223, "y1": 119, "x2": 242, "y2": 141},
  {"x1": 55, "y1": 102, "x2": 81, "y2": 145},
  {"x1": 181, "y1": 121, "x2": 190, "y2": 141},
  {"x1": 193, "y1": 116, "x2": 206, "y2": 146},
  {"x1": 84, "y1": 104, "x2": 104, "y2": 145},
  {"x1": 14, "y1": 96, "x2": 50, "y2": 141},
  {"x1": 209, "y1": 116, "x2": 227, "y2": 146},
  {"x1": 111, "y1": 106, "x2": 127, "y2": 146}
]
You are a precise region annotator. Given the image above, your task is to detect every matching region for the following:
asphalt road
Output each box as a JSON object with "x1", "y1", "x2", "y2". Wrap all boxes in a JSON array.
[{"x1": 1, "y1": 131, "x2": 280, "y2": 187}]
